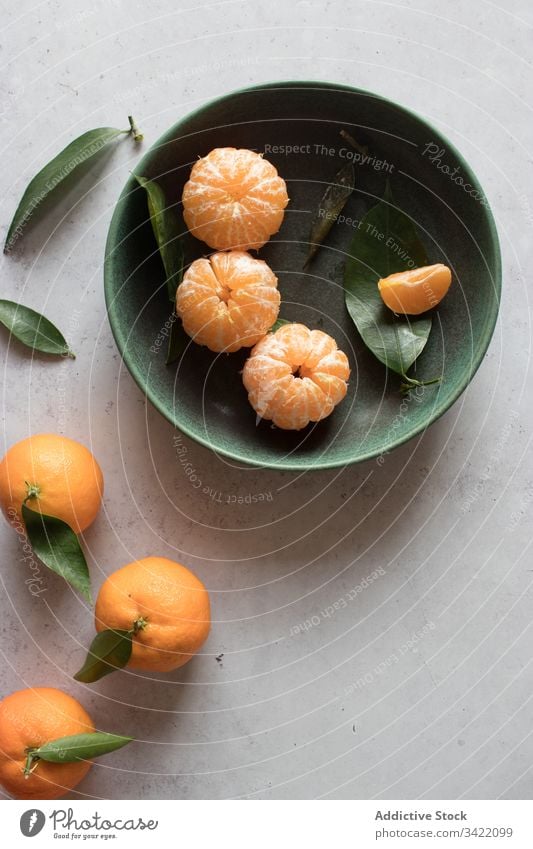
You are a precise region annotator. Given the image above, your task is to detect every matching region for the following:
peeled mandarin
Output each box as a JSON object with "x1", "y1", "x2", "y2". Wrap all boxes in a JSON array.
[
  {"x1": 176, "y1": 250, "x2": 280, "y2": 352},
  {"x1": 182, "y1": 147, "x2": 289, "y2": 251},
  {"x1": 243, "y1": 323, "x2": 350, "y2": 430},
  {"x1": 378, "y1": 263, "x2": 452, "y2": 315}
]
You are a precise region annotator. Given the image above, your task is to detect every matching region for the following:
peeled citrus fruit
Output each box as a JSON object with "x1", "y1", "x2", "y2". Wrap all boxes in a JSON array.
[
  {"x1": 0, "y1": 687, "x2": 94, "y2": 800},
  {"x1": 0, "y1": 433, "x2": 103, "y2": 533},
  {"x1": 182, "y1": 147, "x2": 289, "y2": 251},
  {"x1": 95, "y1": 556, "x2": 211, "y2": 672},
  {"x1": 378, "y1": 263, "x2": 452, "y2": 315},
  {"x1": 176, "y1": 249, "x2": 280, "y2": 352},
  {"x1": 243, "y1": 322, "x2": 350, "y2": 430}
]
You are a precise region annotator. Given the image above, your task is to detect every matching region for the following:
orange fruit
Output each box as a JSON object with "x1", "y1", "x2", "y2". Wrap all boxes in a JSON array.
[
  {"x1": 243, "y1": 322, "x2": 350, "y2": 430},
  {"x1": 0, "y1": 687, "x2": 94, "y2": 800},
  {"x1": 378, "y1": 263, "x2": 452, "y2": 315},
  {"x1": 95, "y1": 556, "x2": 211, "y2": 672},
  {"x1": 0, "y1": 433, "x2": 103, "y2": 533},
  {"x1": 182, "y1": 147, "x2": 289, "y2": 251},
  {"x1": 176, "y1": 250, "x2": 280, "y2": 352}
]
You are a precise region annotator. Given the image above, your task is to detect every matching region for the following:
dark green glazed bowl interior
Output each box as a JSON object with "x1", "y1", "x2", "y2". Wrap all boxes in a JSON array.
[{"x1": 104, "y1": 81, "x2": 501, "y2": 470}]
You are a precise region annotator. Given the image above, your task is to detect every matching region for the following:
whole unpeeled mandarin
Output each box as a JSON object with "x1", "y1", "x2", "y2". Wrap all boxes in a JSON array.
[
  {"x1": 95, "y1": 556, "x2": 211, "y2": 672},
  {"x1": 0, "y1": 433, "x2": 103, "y2": 533},
  {"x1": 0, "y1": 687, "x2": 94, "y2": 800}
]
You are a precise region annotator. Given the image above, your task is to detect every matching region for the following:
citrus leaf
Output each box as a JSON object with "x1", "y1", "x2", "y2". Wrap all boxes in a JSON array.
[
  {"x1": 29, "y1": 731, "x2": 132, "y2": 764},
  {"x1": 74, "y1": 629, "x2": 132, "y2": 683},
  {"x1": 21, "y1": 504, "x2": 91, "y2": 602},
  {"x1": 270, "y1": 318, "x2": 290, "y2": 332},
  {"x1": 166, "y1": 318, "x2": 189, "y2": 365},
  {"x1": 135, "y1": 175, "x2": 185, "y2": 302},
  {"x1": 0, "y1": 299, "x2": 74, "y2": 357},
  {"x1": 136, "y1": 176, "x2": 186, "y2": 365},
  {"x1": 304, "y1": 161, "x2": 355, "y2": 269},
  {"x1": 4, "y1": 127, "x2": 127, "y2": 252},
  {"x1": 344, "y1": 182, "x2": 432, "y2": 376}
]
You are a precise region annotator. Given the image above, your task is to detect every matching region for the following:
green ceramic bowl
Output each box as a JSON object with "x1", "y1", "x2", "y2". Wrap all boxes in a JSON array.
[{"x1": 104, "y1": 81, "x2": 501, "y2": 470}]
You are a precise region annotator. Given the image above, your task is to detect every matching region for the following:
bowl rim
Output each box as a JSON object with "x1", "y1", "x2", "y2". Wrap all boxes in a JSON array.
[{"x1": 104, "y1": 79, "x2": 502, "y2": 471}]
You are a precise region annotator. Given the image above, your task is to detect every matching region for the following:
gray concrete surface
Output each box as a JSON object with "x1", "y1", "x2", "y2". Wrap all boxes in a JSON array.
[{"x1": 0, "y1": 0, "x2": 532, "y2": 800}]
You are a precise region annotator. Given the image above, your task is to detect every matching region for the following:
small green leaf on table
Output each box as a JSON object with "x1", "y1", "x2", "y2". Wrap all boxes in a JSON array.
[
  {"x1": 0, "y1": 299, "x2": 74, "y2": 357},
  {"x1": 74, "y1": 629, "x2": 133, "y2": 683},
  {"x1": 21, "y1": 504, "x2": 91, "y2": 602},
  {"x1": 4, "y1": 122, "x2": 140, "y2": 252},
  {"x1": 344, "y1": 182, "x2": 436, "y2": 381}
]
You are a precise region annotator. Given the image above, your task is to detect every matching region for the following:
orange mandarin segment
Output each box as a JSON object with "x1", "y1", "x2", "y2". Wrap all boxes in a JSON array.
[{"x1": 378, "y1": 263, "x2": 452, "y2": 315}]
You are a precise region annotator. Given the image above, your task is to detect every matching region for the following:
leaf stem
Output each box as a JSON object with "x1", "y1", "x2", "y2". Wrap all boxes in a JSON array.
[
  {"x1": 23, "y1": 749, "x2": 38, "y2": 777},
  {"x1": 128, "y1": 116, "x2": 143, "y2": 143},
  {"x1": 340, "y1": 129, "x2": 369, "y2": 157},
  {"x1": 400, "y1": 374, "x2": 442, "y2": 394}
]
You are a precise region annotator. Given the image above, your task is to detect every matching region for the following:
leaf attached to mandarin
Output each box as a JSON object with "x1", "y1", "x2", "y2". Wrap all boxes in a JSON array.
[
  {"x1": 21, "y1": 504, "x2": 91, "y2": 602},
  {"x1": 74, "y1": 629, "x2": 133, "y2": 683},
  {"x1": 24, "y1": 731, "x2": 132, "y2": 775}
]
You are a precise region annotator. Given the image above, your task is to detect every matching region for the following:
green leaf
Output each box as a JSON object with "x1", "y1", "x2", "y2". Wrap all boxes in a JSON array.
[
  {"x1": 304, "y1": 161, "x2": 355, "y2": 269},
  {"x1": 4, "y1": 127, "x2": 128, "y2": 252},
  {"x1": 270, "y1": 318, "x2": 290, "y2": 332},
  {"x1": 21, "y1": 504, "x2": 91, "y2": 602},
  {"x1": 74, "y1": 628, "x2": 132, "y2": 682},
  {"x1": 344, "y1": 182, "x2": 432, "y2": 376},
  {"x1": 135, "y1": 176, "x2": 187, "y2": 366},
  {"x1": 0, "y1": 299, "x2": 74, "y2": 357},
  {"x1": 135, "y1": 175, "x2": 185, "y2": 302},
  {"x1": 166, "y1": 318, "x2": 189, "y2": 365},
  {"x1": 28, "y1": 731, "x2": 132, "y2": 764}
]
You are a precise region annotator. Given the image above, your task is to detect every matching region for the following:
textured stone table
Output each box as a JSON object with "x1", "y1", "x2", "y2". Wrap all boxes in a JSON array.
[{"x1": 1, "y1": 0, "x2": 531, "y2": 800}]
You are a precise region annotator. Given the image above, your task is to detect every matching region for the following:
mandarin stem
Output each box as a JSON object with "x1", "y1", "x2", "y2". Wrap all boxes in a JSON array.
[
  {"x1": 132, "y1": 616, "x2": 148, "y2": 635},
  {"x1": 400, "y1": 374, "x2": 442, "y2": 394},
  {"x1": 24, "y1": 481, "x2": 40, "y2": 503}
]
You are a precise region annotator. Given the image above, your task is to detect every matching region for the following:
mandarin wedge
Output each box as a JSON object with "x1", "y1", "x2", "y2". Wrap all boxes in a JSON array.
[{"x1": 378, "y1": 263, "x2": 452, "y2": 315}]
